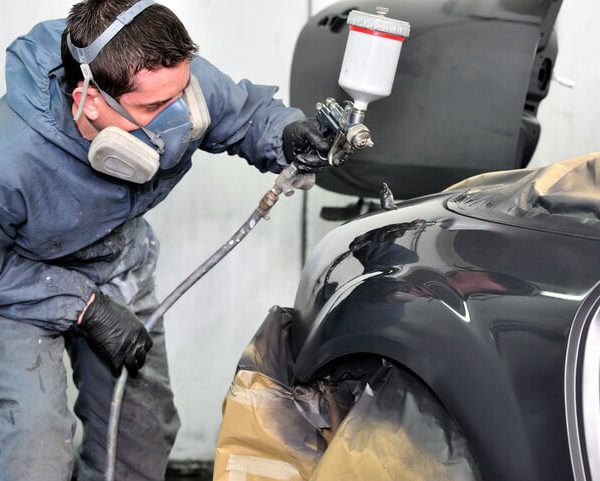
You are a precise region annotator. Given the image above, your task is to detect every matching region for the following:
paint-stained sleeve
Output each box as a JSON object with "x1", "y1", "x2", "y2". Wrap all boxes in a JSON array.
[
  {"x1": 192, "y1": 56, "x2": 306, "y2": 173},
  {"x1": 0, "y1": 184, "x2": 96, "y2": 331}
]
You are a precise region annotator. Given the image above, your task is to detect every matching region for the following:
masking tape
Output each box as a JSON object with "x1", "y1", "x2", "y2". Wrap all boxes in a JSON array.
[{"x1": 226, "y1": 454, "x2": 300, "y2": 481}]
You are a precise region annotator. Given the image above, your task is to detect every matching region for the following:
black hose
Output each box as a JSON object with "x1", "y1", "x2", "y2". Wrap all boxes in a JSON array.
[{"x1": 105, "y1": 207, "x2": 268, "y2": 481}]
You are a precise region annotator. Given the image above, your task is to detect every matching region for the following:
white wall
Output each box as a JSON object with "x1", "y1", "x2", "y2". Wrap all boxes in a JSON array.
[
  {"x1": 529, "y1": 0, "x2": 600, "y2": 167},
  {"x1": 1, "y1": 0, "x2": 599, "y2": 462}
]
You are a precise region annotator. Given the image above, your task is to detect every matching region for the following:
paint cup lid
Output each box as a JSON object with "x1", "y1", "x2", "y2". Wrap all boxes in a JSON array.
[{"x1": 347, "y1": 8, "x2": 411, "y2": 38}]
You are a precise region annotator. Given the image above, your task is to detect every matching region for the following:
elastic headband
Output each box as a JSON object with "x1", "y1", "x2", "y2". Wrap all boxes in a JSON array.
[{"x1": 67, "y1": 0, "x2": 156, "y2": 64}]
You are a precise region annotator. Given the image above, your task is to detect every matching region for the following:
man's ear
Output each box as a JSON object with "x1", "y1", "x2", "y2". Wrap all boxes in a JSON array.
[{"x1": 72, "y1": 85, "x2": 101, "y2": 121}]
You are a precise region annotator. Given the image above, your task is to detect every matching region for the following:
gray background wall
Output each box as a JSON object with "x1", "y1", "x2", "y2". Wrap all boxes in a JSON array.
[{"x1": 1, "y1": 0, "x2": 599, "y2": 461}]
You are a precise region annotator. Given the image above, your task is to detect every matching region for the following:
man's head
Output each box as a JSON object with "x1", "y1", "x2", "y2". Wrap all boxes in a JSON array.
[
  {"x1": 61, "y1": 0, "x2": 197, "y2": 99},
  {"x1": 61, "y1": 0, "x2": 197, "y2": 131}
]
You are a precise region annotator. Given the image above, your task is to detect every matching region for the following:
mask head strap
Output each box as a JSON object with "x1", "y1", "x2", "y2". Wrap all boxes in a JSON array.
[
  {"x1": 67, "y1": 0, "x2": 159, "y2": 145},
  {"x1": 67, "y1": 0, "x2": 156, "y2": 65}
]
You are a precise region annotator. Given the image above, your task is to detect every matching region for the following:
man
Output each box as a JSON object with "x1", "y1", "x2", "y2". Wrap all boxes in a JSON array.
[{"x1": 0, "y1": 1, "x2": 332, "y2": 480}]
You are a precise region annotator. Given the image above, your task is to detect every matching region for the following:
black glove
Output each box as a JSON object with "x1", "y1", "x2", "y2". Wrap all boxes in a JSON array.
[
  {"x1": 79, "y1": 290, "x2": 153, "y2": 377},
  {"x1": 282, "y1": 118, "x2": 331, "y2": 173}
]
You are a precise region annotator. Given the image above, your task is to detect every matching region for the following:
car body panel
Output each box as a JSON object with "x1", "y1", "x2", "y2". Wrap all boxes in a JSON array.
[{"x1": 292, "y1": 192, "x2": 600, "y2": 481}]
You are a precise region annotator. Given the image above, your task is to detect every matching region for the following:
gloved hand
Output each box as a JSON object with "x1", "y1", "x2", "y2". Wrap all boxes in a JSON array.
[
  {"x1": 78, "y1": 290, "x2": 153, "y2": 377},
  {"x1": 282, "y1": 118, "x2": 332, "y2": 173}
]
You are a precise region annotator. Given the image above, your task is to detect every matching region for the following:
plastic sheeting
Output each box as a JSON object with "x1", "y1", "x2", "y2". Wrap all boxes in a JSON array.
[
  {"x1": 214, "y1": 306, "x2": 481, "y2": 481},
  {"x1": 445, "y1": 153, "x2": 600, "y2": 239}
]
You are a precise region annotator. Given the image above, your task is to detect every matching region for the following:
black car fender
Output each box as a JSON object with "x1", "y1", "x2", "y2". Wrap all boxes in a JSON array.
[{"x1": 293, "y1": 272, "x2": 551, "y2": 481}]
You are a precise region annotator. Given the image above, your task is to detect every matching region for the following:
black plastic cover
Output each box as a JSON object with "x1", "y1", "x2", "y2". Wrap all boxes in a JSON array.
[
  {"x1": 215, "y1": 306, "x2": 481, "y2": 480},
  {"x1": 446, "y1": 153, "x2": 600, "y2": 239}
]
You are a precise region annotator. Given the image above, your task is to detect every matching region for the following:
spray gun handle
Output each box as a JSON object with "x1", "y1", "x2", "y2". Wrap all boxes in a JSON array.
[
  {"x1": 315, "y1": 97, "x2": 374, "y2": 167},
  {"x1": 316, "y1": 102, "x2": 340, "y2": 135}
]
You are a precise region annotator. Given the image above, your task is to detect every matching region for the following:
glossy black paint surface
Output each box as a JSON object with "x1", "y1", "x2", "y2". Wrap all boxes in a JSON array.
[{"x1": 292, "y1": 192, "x2": 600, "y2": 481}]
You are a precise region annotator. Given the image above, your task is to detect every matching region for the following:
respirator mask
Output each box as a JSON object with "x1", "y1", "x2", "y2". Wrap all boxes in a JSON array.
[{"x1": 67, "y1": 0, "x2": 210, "y2": 184}]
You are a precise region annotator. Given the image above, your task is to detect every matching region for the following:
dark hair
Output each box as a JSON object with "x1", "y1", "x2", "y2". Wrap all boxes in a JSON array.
[{"x1": 61, "y1": 0, "x2": 197, "y2": 98}]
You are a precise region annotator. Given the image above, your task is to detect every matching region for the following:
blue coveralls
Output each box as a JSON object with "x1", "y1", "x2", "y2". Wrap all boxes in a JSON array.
[{"x1": 0, "y1": 20, "x2": 304, "y2": 481}]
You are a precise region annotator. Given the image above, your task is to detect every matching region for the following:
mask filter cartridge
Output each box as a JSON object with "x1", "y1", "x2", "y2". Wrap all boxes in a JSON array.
[{"x1": 88, "y1": 126, "x2": 161, "y2": 183}]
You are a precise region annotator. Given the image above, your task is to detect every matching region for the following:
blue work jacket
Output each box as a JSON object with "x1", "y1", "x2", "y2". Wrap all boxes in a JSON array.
[{"x1": 0, "y1": 19, "x2": 304, "y2": 331}]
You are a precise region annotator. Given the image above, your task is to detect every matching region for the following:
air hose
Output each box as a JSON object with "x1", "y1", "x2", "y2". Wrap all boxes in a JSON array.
[{"x1": 105, "y1": 163, "x2": 313, "y2": 481}]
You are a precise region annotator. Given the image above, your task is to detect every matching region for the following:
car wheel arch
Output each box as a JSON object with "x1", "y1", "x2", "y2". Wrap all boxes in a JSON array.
[{"x1": 294, "y1": 307, "x2": 542, "y2": 481}]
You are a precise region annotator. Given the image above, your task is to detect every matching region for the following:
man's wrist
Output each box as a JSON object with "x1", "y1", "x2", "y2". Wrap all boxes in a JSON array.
[{"x1": 77, "y1": 291, "x2": 96, "y2": 325}]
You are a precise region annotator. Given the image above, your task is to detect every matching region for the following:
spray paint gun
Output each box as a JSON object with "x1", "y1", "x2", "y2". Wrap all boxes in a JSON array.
[
  {"x1": 269, "y1": 7, "x2": 410, "y2": 202},
  {"x1": 309, "y1": 7, "x2": 411, "y2": 169},
  {"x1": 315, "y1": 98, "x2": 373, "y2": 166}
]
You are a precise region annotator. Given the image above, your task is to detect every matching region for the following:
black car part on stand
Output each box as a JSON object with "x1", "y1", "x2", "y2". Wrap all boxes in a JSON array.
[{"x1": 291, "y1": 0, "x2": 562, "y2": 199}]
